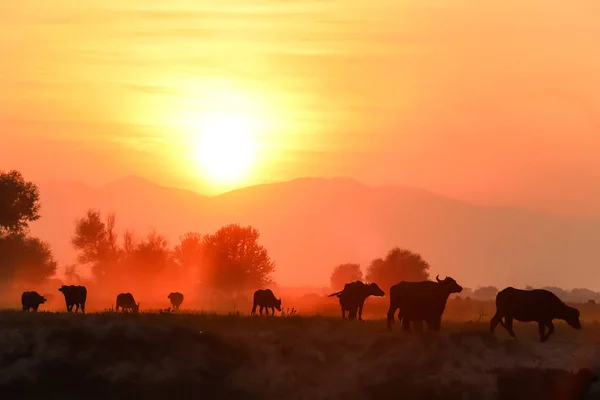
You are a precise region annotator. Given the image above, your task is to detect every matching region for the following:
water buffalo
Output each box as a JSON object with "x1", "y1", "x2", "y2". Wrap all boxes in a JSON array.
[
  {"x1": 168, "y1": 292, "x2": 184, "y2": 310},
  {"x1": 21, "y1": 291, "x2": 47, "y2": 312},
  {"x1": 490, "y1": 287, "x2": 582, "y2": 343},
  {"x1": 251, "y1": 289, "x2": 281, "y2": 316},
  {"x1": 329, "y1": 281, "x2": 385, "y2": 321},
  {"x1": 115, "y1": 293, "x2": 140, "y2": 313},
  {"x1": 387, "y1": 275, "x2": 463, "y2": 332},
  {"x1": 58, "y1": 285, "x2": 87, "y2": 313}
]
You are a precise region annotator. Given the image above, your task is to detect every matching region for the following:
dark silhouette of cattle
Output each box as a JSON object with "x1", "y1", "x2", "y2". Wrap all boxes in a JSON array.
[
  {"x1": 58, "y1": 285, "x2": 87, "y2": 313},
  {"x1": 21, "y1": 291, "x2": 47, "y2": 312},
  {"x1": 387, "y1": 275, "x2": 463, "y2": 332},
  {"x1": 497, "y1": 367, "x2": 597, "y2": 400},
  {"x1": 168, "y1": 292, "x2": 184, "y2": 310},
  {"x1": 490, "y1": 287, "x2": 582, "y2": 343},
  {"x1": 251, "y1": 289, "x2": 281, "y2": 316},
  {"x1": 329, "y1": 281, "x2": 385, "y2": 320},
  {"x1": 115, "y1": 293, "x2": 140, "y2": 313}
]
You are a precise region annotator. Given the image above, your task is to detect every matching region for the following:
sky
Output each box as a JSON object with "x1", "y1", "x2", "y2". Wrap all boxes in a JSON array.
[{"x1": 2, "y1": 0, "x2": 600, "y2": 216}]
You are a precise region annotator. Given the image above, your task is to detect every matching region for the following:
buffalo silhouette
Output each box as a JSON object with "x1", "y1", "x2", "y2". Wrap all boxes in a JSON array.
[
  {"x1": 58, "y1": 285, "x2": 87, "y2": 313},
  {"x1": 329, "y1": 281, "x2": 385, "y2": 320},
  {"x1": 251, "y1": 289, "x2": 281, "y2": 316},
  {"x1": 115, "y1": 293, "x2": 140, "y2": 313},
  {"x1": 168, "y1": 292, "x2": 184, "y2": 310},
  {"x1": 491, "y1": 287, "x2": 582, "y2": 342},
  {"x1": 387, "y1": 275, "x2": 463, "y2": 332},
  {"x1": 21, "y1": 291, "x2": 47, "y2": 312}
]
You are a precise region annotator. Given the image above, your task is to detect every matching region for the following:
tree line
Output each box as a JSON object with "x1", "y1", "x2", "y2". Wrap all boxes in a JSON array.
[{"x1": 2, "y1": 169, "x2": 600, "y2": 307}]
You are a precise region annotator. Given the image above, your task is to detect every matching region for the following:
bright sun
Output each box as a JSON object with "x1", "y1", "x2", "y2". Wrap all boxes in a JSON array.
[
  {"x1": 192, "y1": 110, "x2": 258, "y2": 185},
  {"x1": 178, "y1": 86, "x2": 266, "y2": 188}
]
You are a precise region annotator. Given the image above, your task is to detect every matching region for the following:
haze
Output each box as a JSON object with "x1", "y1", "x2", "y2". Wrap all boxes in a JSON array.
[{"x1": 2, "y1": 1, "x2": 600, "y2": 289}]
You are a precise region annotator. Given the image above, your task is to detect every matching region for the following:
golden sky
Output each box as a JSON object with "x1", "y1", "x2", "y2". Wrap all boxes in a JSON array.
[{"x1": 2, "y1": 0, "x2": 600, "y2": 214}]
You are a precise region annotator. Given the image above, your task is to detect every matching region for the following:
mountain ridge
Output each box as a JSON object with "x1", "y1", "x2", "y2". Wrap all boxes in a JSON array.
[{"x1": 29, "y1": 175, "x2": 600, "y2": 290}]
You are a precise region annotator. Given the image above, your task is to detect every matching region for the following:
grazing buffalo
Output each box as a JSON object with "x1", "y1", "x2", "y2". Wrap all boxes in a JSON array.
[
  {"x1": 21, "y1": 291, "x2": 47, "y2": 312},
  {"x1": 490, "y1": 287, "x2": 582, "y2": 343},
  {"x1": 251, "y1": 289, "x2": 281, "y2": 316},
  {"x1": 115, "y1": 293, "x2": 140, "y2": 313},
  {"x1": 168, "y1": 292, "x2": 184, "y2": 310},
  {"x1": 387, "y1": 275, "x2": 463, "y2": 332},
  {"x1": 58, "y1": 285, "x2": 87, "y2": 313},
  {"x1": 329, "y1": 281, "x2": 385, "y2": 321}
]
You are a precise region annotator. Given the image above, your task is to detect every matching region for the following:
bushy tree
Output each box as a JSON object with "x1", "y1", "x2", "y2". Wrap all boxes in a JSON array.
[
  {"x1": 123, "y1": 231, "x2": 172, "y2": 277},
  {"x1": 174, "y1": 232, "x2": 204, "y2": 270},
  {"x1": 0, "y1": 233, "x2": 57, "y2": 284},
  {"x1": 71, "y1": 210, "x2": 119, "y2": 279},
  {"x1": 201, "y1": 224, "x2": 275, "y2": 294},
  {"x1": 0, "y1": 170, "x2": 40, "y2": 235},
  {"x1": 330, "y1": 263, "x2": 363, "y2": 290},
  {"x1": 0, "y1": 171, "x2": 56, "y2": 286},
  {"x1": 365, "y1": 247, "x2": 430, "y2": 289}
]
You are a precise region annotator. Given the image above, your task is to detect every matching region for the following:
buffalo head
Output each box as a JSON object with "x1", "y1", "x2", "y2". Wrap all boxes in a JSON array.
[
  {"x1": 133, "y1": 302, "x2": 140, "y2": 313},
  {"x1": 367, "y1": 282, "x2": 385, "y2": 297},
  {"x1": 564, "y1": 306, "x2": 582, "y2": 330},
  {"x1": 275, "y1": 298, "x2": 282, "y2": 312},
  {"x1": 436, "y1": 275, "x2": 463, "y2": 294}
]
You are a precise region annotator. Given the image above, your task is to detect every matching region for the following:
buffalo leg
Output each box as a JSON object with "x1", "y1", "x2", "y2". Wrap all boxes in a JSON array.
[
  {"x1": 541, "y1": 321, "x2": 555, "y2": 343},
  {"x1": 259, "y1": 306, "x2": 264, "y2": 316},
  {"x1": 251, "y1": 303, "x2": 257, "y2": 315},
  {"x1": 270, "y1": 307, "x2": 274, "y2": 315},
  {"x1": 81, "y1": 303, "x2": 85, "y2": 314},
  {"x1": 503, "y1": 316, "x2": 517, "y2": 338},
  {"x1": 341, "y1": 307, "x2": 346, "y2": 320},
  {"x1": 387, "y1": 307, "x2": 397, "y2": 331},
  {"x1": 538, "y1": 322, "x2": 546, "y2": 342},
  {"x1": 75, "y1": 303, "x2": 80, "y2": 313},
  {"x1": 358, "y1": 304, "x2": 364, "y2": 321},
  {"x1": 490, "y1": 311, "x2": 503, "y2": 333},
  {"x1": 402, "y1": 318, "x2": 412, "y2": 333}
]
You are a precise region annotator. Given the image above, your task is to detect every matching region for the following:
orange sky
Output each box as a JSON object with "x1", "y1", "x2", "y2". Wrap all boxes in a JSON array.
[{"x1": 2, "y1": 0, "x2": 600, "y2": 216}]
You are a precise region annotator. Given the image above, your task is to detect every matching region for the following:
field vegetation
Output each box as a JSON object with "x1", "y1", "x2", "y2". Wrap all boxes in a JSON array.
[{"x1": 1, "y1": 309, "x2": 600, "y2": 399}]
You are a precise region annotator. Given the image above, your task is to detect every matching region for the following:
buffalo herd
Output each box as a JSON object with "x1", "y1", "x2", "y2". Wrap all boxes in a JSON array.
[{"x1": 18, "y1": 276, "x2": 584, "y2": 342}]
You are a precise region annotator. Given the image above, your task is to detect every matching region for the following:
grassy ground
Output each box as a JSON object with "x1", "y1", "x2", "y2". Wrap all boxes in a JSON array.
[{"x1": 1, "y1": 311, "x2": 600, "y2": 399}]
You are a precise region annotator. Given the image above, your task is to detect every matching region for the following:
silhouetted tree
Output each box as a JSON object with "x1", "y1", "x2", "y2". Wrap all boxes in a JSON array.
[
  {"x1": 0, "y1": 233, "x2": 57, "y2": 284},
  {"x1": 124, "y1": 231, "x2": 172, "y2": 276},
  {"x1": 365, "y1": 247, "x2": 430, "y2": 289},
  {"x1": 71, "y1": 210, "x2": 119, "y2": 279},
  {"x1": 174, "y1": 232, "x2": 203, "y2": 269},
  {"x1": 0, "y1": 171, "x2": 57, "y2": 286},
  {"x1": 0, "y1": 170, "x2": 40, "y2": 235},
  {"x1": 201, "y1": 224, "x2": 274, "y2": 295},
  {"x1": 473, "y1": 286, "x2": 498, "y2": 300},
  {"x1": 330, "y1": 263, "x2": 363, "y2": 290},
  {"x1": 174, "y1": 232, "x2": 204, "y2": 284}
]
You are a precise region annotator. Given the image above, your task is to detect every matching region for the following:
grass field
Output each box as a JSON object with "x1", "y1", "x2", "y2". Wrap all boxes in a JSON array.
[{"x1": 1, "y1": 311, "x2": 600, "y2": 399}]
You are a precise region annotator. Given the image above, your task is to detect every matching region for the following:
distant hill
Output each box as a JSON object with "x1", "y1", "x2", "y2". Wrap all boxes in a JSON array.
[{"x1": 30, "y1": 176, "x2": 600, "y2": 290}]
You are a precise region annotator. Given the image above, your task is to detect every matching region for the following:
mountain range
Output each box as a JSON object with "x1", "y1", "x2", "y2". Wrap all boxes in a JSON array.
[{"x1": 29, "y1": 176, "x2": 600, "y2": 290}]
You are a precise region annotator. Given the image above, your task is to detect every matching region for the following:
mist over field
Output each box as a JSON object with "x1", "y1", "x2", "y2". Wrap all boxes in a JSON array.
[{"x1": 30, "y1": 176, "x2": 600, "y2": 291}]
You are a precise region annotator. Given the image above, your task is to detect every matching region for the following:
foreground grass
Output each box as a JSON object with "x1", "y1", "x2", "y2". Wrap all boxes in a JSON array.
[{"x1": 1, "y1": 311, "x2": 599, "y2": 399}]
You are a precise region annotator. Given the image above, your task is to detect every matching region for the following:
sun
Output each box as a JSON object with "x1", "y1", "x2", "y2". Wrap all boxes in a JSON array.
[{"x1": 191, "y1": 110, "x2": 259, "y2": 185}]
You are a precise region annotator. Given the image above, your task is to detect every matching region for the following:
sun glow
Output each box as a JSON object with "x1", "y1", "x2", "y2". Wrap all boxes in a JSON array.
[
  {"x1": 176, "y1": 84, "x2": 271, "y2": 189},
  {"x1": 192, "y1": 110, "x2": 259, "y2": 185}
]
